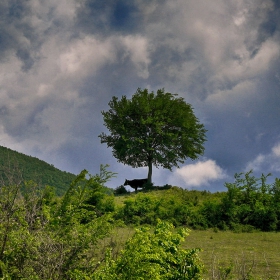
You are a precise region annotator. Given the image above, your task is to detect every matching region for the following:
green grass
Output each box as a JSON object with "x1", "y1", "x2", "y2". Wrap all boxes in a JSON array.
[
  {"x1": 184, "y1": 229, "x2": 280, "y2": 279},
  {"x1": 102, "y1": 226, "x2": 280, "y2": 279},
  {"x1": 114, "y1": 187, "x2": 224, "y2": 206}
]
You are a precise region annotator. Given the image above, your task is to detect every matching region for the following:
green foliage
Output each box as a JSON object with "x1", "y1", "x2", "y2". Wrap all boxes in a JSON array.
[
  {"x1": 220, "y1": 170, "x2": 279, "y2": 231},
  {"x1": 199, "y1": 199, "x2": 223, "y2": 229},
  {"x1": 114, "y1": 185, "x2": 129, "y2": 195},
  {"x1": 115, "y1": 187, "x2": 223, "y2": 228},
  {"x1": 3, "y1": 156, "x2": 280, "y2": 279},
  {"x1": 94, "y1": 220, "x2": 204, "y2": 280},
  {"x1": 142, "y1": 181, "x2": 155, "y2": 191},
  {"x1": 0, "y1": 165, "x2": 116, "y2": 279},
  {"x1": 122, "y1": 194, "x2": 157, "y2": 225},
  {"x1": 99, "y1": 88, "x2": 207, "y2": 182},
  {"x1": 0, "y1": 177, "x2": 53, "y2": 278},
  {"x1": 114, "y1": 171, "x2": 280, "y2": 232},
  {"x1": 0, "y1": 145, "x2": 76, "y2": 195},
  {"x1": 57, "y1": 164, "x2": 116, "y2": 219}
]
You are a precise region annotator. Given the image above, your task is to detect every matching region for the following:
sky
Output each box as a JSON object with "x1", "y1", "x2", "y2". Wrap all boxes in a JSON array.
[{"x1": 0, "y1": 0, "x2": 280, "y2": 191}]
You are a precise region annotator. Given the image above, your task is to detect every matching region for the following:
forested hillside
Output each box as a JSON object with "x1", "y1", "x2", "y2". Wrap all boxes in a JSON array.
[{"x1": 0, "y1": 145, "x2": 76, "y2": 195}]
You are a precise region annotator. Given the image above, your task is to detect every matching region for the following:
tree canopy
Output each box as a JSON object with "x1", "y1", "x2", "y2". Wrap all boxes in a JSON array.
[{"x1": 99, "y1": 88, "x2": 207, "y2": 183}]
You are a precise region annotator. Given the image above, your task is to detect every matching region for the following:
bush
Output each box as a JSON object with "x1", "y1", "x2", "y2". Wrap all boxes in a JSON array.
[
  {"x1": 114, "y1": 185, "x2": 129, "y2": 195},
  {"x1": 94, "y1": 220, "x2": 204, "y2": 280},
  {"x1": 122, "y1": 195, "x2": 157, "y2": 225}
]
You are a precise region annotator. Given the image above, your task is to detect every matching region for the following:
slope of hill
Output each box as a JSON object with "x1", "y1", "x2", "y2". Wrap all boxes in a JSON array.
[{"x1": 0, "y1": 145, "x2": 76, "y2": 195}]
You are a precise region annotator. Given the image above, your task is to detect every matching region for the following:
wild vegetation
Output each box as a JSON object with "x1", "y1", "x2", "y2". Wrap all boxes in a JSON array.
[
  {"x1": 0, "y1": 150, "x2": 280, "y2": 279},
  {"x1": 0, "y1": 165, "x2": 115, "y2": 279},
  {"x1": 114, "y1": 170, "x2": 280, "y2": 232},
  {"x1": 0, "y1": 162, "x2": 205, "y2": 279}
]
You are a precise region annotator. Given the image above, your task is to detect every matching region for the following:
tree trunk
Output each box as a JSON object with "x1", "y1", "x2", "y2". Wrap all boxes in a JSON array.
[{"x1": 148, "y1": 158, "x2": 153, "y2": 184}]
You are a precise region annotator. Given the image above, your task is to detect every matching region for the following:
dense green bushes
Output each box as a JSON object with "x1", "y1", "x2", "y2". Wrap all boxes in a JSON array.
[
  {"x1": 0, "y1": 167, "x2": 115, "y2": 279},
  {"x1": 114, "y1": 187, "x2": 222, "y2": 229},
  {"x1": 217, "y1": 171, "x2": 280, "y2": 231},
  {"x1": 115, "y1": 171, "x2": 280, "y2": 232}
]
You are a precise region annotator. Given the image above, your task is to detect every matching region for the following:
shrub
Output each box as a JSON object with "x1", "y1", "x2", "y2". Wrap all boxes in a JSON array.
[
  {"x1": 114, "y1": 185, "x2": 129, "y2": 195},
  {"x1": 94, "y1": 220, "x2": 204, "y2": 280}
]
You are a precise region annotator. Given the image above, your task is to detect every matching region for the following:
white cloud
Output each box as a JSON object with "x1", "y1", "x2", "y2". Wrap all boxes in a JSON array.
[
  {"x1": 245, "y1": 154, "x2": 266, "y2": 171},
  {"x1": 58, "y1": 34, "x2": 151, "y2": 79},
  {"x1": 219, "y1": 39, "x2": 280, "y2": 84},
  {"x1": 272, "y1": 143, "x2": 280, "y2": 157},
  {"x1": 122, "y1": 35, "x2": 151, "y2": 79},
  {"x1": 29, "y1": 0, "x2": 77, "y2": 25},
  {"x1": 246, "y1": 142, "x2": 280, "y2": 172},
  {"x1": 205, "y1": 80, "x2": 256, "y2": 110},
  {"x1": 172, "y1": 159, "x2": 227, "y2": 187},
  {"x1": 59, "y1": 36, "x2": 116, "y2": 77}
]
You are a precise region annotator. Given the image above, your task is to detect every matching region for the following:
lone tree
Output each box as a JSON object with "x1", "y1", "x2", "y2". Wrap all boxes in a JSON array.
[{"x1": 99, "y1": 88, "x2": 207, "y2": 183}]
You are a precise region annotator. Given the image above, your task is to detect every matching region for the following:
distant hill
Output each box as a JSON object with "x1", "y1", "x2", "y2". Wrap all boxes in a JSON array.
[{"x1": 0, "y1": 145, "x2": 76, "y2": 195}]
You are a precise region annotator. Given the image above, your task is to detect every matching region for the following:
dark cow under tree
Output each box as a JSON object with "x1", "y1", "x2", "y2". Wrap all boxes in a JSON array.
[{"x1": 124, "y1": 178, "x2": 148, "y2": 192}]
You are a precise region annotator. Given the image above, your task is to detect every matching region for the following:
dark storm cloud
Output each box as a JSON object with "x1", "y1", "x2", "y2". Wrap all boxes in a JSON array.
[
  {"x1": 203, "y1": 71, "x2": 280, "y2": 178},
  {"x1": 2, "y1": 97, "x2": 53, "y2": 141},
  {"x1": 0, "y1": 1, "x2": 37, "y2": 68},
  {"x1": 260, "y1": 0, "x2": 280, "y2": 36},
  {"x1": 0, "y1": 106, "x2": 9, "y2": 116},
  {"x1": 16, "y1": 48, "x2": 35, "y2": 71}
]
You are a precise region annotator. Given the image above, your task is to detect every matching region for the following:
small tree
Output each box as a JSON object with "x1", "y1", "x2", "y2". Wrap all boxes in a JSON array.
[{"x1": 99, "y1": 88, "x2": 207, "y2": 183}]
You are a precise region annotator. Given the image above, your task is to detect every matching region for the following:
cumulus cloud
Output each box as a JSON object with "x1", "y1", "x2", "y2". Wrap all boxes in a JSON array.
[
  {"x1": 246, "y1": 142, "x2": 280, "y2": 173},
  {"x1": 171, "y1": 159, "x2": 227, "y2": 188}
]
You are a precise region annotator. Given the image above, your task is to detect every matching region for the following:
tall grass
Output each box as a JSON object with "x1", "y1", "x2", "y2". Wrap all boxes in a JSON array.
[{"x1": 183, "y1": 229, "x2": 280, "y2": 279}]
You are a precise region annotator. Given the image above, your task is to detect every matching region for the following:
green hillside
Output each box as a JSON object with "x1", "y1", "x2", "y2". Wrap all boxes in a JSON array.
[{"x1": 0, "y1": 145, "x2": 76, "y2": 195}]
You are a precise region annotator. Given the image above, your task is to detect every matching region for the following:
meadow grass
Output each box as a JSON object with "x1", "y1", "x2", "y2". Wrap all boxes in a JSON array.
[
  {"x1": 183, "y1": 229, "x2": 280, "y2": 279},
  {"x1": 101, "y1": 226, "x2": 280, "y2": 280},
  {"x1": 112, "y1": 190, "x2": 280, "y2": 279}
]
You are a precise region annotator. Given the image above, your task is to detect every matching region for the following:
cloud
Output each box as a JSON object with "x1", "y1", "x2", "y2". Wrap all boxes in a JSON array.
[
  {"x1": 58, "y1": 36, "x2": 117, "y2": 77},
  {"x1": 122, "y1": 35, "x2": 151, "y2": 78},
  {"x1": 246, "y1": 142, "x2": 280, "y2": 173},
  {"x1": 272, "y1": 143, "x2": 280, "y2": 157},
  {"x1": 171, "y1": 159, "x2": 227, "y2": 188},
  {"x1": 245, "y1": 154, "x2": 266, "y2": 172}
]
